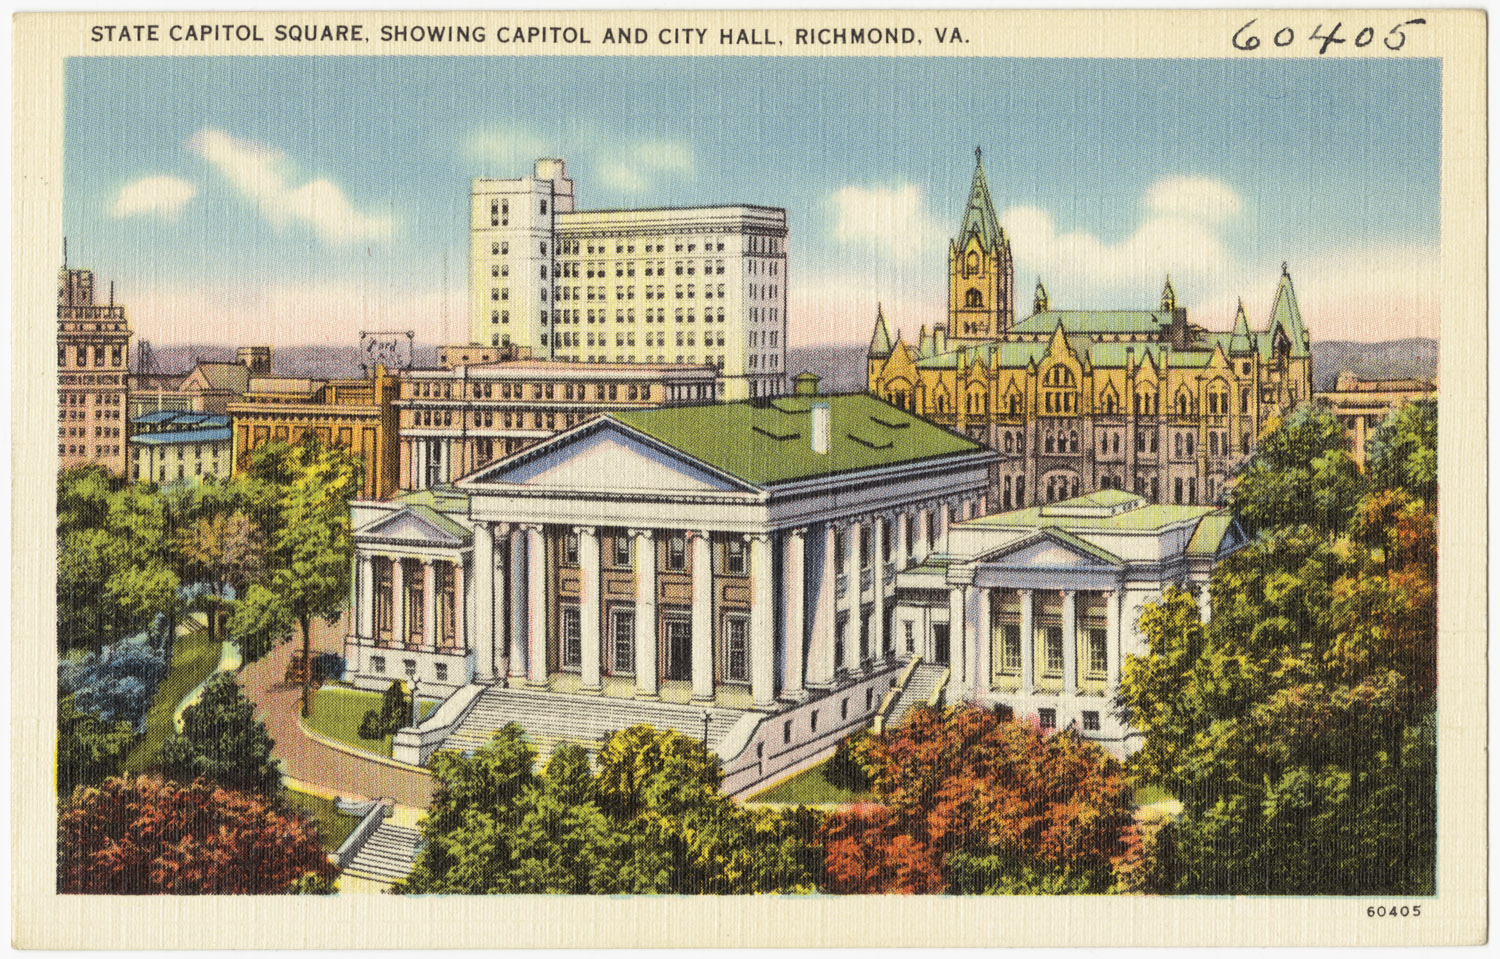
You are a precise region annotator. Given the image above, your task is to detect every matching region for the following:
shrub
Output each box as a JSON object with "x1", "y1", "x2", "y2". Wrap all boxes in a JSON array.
[{"x1": 823, "y1": 733, "x2": 871, "y2": 792}]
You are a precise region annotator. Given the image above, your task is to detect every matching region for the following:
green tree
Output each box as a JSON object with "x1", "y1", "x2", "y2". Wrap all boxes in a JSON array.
[
  {"x1": 227, "y1": 582, "x2": 294, "y2": 664},
  {"x1": 56, "y1": 696, "x2": 136, "y2": 799},
  {"x1": 175, "y1": 510, "x2": 265, "y2": 649},
  {"x1": 1230, "y1": 405, "x2": 1365, "y2": 536},
  {"x1": 246, "y1": 438, "x2": 363, "y2": 715},
  {"x1": 1365, "y1": 397, "x2": 1437, "y2": 504},
  {"x1": 160, "y1": 673, "x2": 283, "y2": 797}
]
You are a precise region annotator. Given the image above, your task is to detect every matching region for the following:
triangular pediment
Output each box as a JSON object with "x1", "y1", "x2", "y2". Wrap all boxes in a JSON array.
[
  {"x1": 459, "y1": 419, "x2": 754, "y2": 494},
  {"x1": 975, "y1": 528, "x2": 1122, "y2": 571},
  {"x1": 356, "y1": 507, "x2": 467, "y2": 547}
]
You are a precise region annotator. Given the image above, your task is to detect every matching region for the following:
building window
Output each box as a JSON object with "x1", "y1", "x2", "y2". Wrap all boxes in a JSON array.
[
  {"x1": 725, "y1": 616, "x2": 749, "y2": 682},
  {"x1": 783, "y1": 720, "x2": 792, "y2": 744},
  {"x1": 725, "y1": 538, "x2": 746, "y2": 575},
  {"x1": 904, "y1": 621, "x2": 914, "y2": 654},
  {"x1": 1042, "y1": 626, "x2": 1064, "y2": 679},
  {"x1": 564, "y1": 532, "x2": 580, "y2": 566},
  {"x1": 667, "y1": 535, "x2": 686, "y2": 571},
  {"x1": 998, "y1": 623, "x2": 1022, "y2": 676},
  {"x1": 613, "y1": 534, "x2": 632, "y2": 569},
  {"x1": 612, "y1": 608, "x2": 635, "y2": 673},
  {"x1": 1082, "y1": 710, "x2": 1100, "y2": 732},
  {"x1": 810, "y1": 709, "x2": 819, "y2": 732},
  {"x1": 404, "y1": 659, "x2": 417, "y2": 679},
  {"x1": 372, "y1": 656, "x2": 386, "y2": 674},
  {"x1": 1038, "y1": 708, "x2": 1057, "y2": 732},
  {"x1": 435, "y1": 663, "x2": 449, "y2": 683},
  {"x1": 561, "y1": 605, "x2": 582, "y2": 668},
  {"x1": 1086, "y1": 628, "x2": 1108, "y2": 681}
]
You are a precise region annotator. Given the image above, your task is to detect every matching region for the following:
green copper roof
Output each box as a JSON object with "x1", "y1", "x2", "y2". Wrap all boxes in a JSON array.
[
  {"x1": 1229, "y1": 301, "x2": 1253, "y2": 354},
  {"x1": 1032, "y1": 527, "x2": 1124, "y2": 566},
  {"x1": 957, "y1": 149, "x2": 1003, "y2": 250},
  {"x1": 967, "y1": 492, "x2": 1220, "y2": 532},
  {"x1": 869, "y1": 305, "x2": 892, "y2": 357},
  {"x1": 1012, "y1": 310, "x2": 1170, "y2": 335},
  {"x1": 1186, "y1": 513, "x2": 1236, "y2": 557},
  {"x1": 398, "y1": 486, "x2": 472, "y2": 517},
  {"x1": 614, "y1": 394, "x2": 988, "y2": 487},
  {"x1": 1267, "y1": 267, "x2": 1310, "y2": 358}
]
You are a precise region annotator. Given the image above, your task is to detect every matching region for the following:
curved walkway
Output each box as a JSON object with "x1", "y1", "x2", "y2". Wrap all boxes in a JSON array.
[{"x1": 240, "y1": 613, "x2": 435, "y2": 809}]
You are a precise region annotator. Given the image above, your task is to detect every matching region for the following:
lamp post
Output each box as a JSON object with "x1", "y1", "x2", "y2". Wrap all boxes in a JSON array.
[{"x1": 701, "y1": 709, "x2": 711, "y2": 746}]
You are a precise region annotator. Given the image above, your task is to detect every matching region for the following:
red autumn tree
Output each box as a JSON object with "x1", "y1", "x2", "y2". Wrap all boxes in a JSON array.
[
  {"x1": 819, "y1": 706, "x2": 1138, "y2": 894},
  {"x1": 58, "y1": 776, "x2": 335, "y2": 894}
]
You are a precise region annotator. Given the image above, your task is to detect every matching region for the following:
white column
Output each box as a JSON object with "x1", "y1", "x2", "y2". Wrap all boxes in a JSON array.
[
  {"x1": 846, "y1": 518, "x2": 864, "y2": 668},
  {"x1": 937, "y1": 501, "x2": 952, "y2": 552},
  {"x1": 578, "y1": 526, "x2": 602, "y2": 692},
  {"x1": 1020, "y1": 588, "x2": 1034, "y2": 694},
  {"x1": 1062, "y1": 589, "x2": 1078, "y2": 696},
  {"x1": 806, "y1": 522, "x2": 836, "y2": 689},
  {"x1": 690, "y1": 531, "x2": 714, "y2": 703},
  {"x1": 781, "y1": 528, "x2": 806, "y2": 701},
  {"x1": 526, "y1": 525, "x2": 549, "y2": 687},
  {"x1": 492, "y1": 525, "x2": 509, "y2": 681},
  {"x1": 358, "y1": 554, "x2": 375, "y2": 639},
  {"x1": 392, "y1": 558, "x2": 407, "y2": 646},
  {"x1": 634, "y1": 529, "x2": 658, "y2": 699},
  {"x1": 947, "y1": 586, "x2": 966, "y2": 699},
  {"x1": 915, "y1": 506, "x2": 931, "y2": 563},
  {"x1": 1105, "y1": 587, "x2": 1120, "y2": 694},
  {"x1": 974, "y1": 588, "x2": 991, "y2": 699},
  {"x1": 453, "y1": 559, "x2": 467, "y2": 656},
  {"x1": 894, "y1": 510, "x2": 910, "y2": 572},
  {"x1": 422, "y1": 561, "x2": 438, "y2": 651},
  {"x1": 871, "y1": 516, "x2": 887, "y2": 659},
  {"x1": 749, "y1": 534, "x2": 775, "y2": 709},
  {"x1": 471, "y1": 525, "x2": 493, "y2": 679},
  {"x1": 508, "y1": 529, "x2": 527, "y2": 681}
]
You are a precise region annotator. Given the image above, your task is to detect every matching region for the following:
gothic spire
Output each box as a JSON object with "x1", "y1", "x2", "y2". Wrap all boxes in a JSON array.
[
  {"x1": 957, "y1": 148, "x2": 1002, "y2": 251},
  {"x1": 869, "y1": 303, "x2": 893, "y2": 358},
  {"x1": 1033, "y1": 278, "x2": 1049, "y2": 314},
  {"x1": 1160, "y1": 275, "x2": 1177, "y2": 312}
]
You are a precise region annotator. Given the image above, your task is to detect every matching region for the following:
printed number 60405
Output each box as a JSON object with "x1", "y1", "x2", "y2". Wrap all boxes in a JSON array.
[{"x1": 1367, "y1": 905, "x2": 1422, "y2": 918}]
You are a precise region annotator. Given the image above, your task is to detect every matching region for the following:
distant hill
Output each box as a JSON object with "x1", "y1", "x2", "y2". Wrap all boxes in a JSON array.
[
  {"x1": 137, "y1": 338, "x2": 1436, "y2": 394},
  {"x1": 1310, "y1": 339, "x2": 1437, "y2": 391}
]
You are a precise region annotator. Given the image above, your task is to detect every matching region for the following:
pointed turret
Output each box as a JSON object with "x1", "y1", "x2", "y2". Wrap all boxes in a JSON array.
[
  {"x1": 1229, "y1": 298, "x2": 1252, "y2": 354},
  {"x1": 1033, "y1": 278, "x2": 1049, "y2": 315},
  {"x1": 869, "y1": 303, "x2": 892, "y2": 358},
  {"x1": 1160, "y1": 275, "x2": 1177, "y2": 312},
  {"x1": 1266, "y1": 263, "x2": 1309, "y2": 357},
  {"x1": 957, "y1": 146, "x2": 1003, "y2": 251}
]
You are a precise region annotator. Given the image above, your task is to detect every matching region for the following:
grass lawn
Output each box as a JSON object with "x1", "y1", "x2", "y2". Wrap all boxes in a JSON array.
[
  {"x1": 744, "y1": 758, "x2": 875, "y2": 806},
  {"x1": 120, "y1": 619, "x2": 223, "y2": 775},
  {"x1": 284, "y1": 788, "x2": 364, "y2": 851},
  {"x1": 305, "y1": 686, "x2": 438, "y2": 757},
  {"x1": 1133, "y1": 784, "x2": 1177, "y2": 808}
]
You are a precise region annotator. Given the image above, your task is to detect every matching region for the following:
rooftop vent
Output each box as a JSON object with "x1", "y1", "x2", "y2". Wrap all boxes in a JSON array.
[{"x1": 810, "y1": 402, "x2": 830, "y2": 455}]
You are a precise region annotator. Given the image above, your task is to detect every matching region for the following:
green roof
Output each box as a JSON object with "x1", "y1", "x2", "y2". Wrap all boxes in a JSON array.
[
  {"x1": 1186, "y1": 513, "x2": 1236, "y2": 557},
  {"x1": 958, "y1": 150, "x2": 1003, "y2": 250},
  {"x1": 1013, "y1": 310, "x2": 1169, "y2": 335},
  {"x1": 869, "y1": 306, "x2": 892, "y2": 357},
  {"x1": 1036, "y1": 528, "x2": 1124, "y2": 566},
  {"x1": 613, "y1": 394, "x2": 988, "y2": 487},
  {"x1": 397, "y1": 486, "x2": 471, "y2": 517},
  {"x1": 1267, "y1": 267, "x2": 1310, "y2": 357},
  {"x1": 968, "y1": 492, "x2": 1220, "y2": 532}
]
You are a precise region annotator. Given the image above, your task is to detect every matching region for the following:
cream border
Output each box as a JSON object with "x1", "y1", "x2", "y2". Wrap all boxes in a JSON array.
[{"x1": 11, "y1": 8, "x2": 1486, "y2": 948}]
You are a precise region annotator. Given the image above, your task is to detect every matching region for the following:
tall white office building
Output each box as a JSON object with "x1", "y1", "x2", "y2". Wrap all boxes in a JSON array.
[{"x1": 469, "y1": 158, "x2": 789, "y2": 400}]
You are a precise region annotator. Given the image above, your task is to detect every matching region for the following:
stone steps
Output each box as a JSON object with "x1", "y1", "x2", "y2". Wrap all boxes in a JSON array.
[
  {"x1": 439, "y1": 685, "x2": 745, "y2": 764},
  {"x1": 886, "y1": 663, "x2": 948, "y2": 728},
  {"x1": 341, "y1": 822, "x2": 422, "y2": 886}
]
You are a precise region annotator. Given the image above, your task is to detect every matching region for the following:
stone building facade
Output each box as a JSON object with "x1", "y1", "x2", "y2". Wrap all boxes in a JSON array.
[{"x1": 58, "y1": 267, "x2": 131, "y2": 473}]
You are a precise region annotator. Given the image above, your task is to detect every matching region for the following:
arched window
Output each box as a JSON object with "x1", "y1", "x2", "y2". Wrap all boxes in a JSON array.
[
  {"x1": 1045, "y1": 432, "x2": 1055, "y2": 453},
  {"x1": 965, "y1": 288, "x2": 984, "y2": 308},
  {"x1": 1004, "y1": 432, "x2": 1014, "y2": 453},
  {"x1": 1069, "y1": 430, "x2": 1079, "y2": 453}
]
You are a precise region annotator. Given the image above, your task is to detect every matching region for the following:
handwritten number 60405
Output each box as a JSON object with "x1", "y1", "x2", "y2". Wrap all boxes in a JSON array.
[{"x1": 1233, "y1": 18, "x2": 1427, "y2": 54}]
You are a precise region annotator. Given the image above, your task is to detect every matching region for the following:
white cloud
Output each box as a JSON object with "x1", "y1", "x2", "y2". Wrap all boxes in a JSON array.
[
  {"x1": 830, "y1": 183, "x2": 948, "y2": 261},
  {"x1": 1144, "y1": 175, "x2": 1244, "y2": 224},
  {"x1": 464, "y1": 124, "x2": 551, "y2": 170},
  {"x1": 187, "y1": 127, "x2": 394, "y2": 246},
  {"x1": 111, "y1": 175, "x2": 198, "y2": 220},
  {"x1": 1003, "y1": 205, "x2": 1232, "y2": 295},
  {"x1": 596, "y1": 139, "x2": 697, "y2": 193}
]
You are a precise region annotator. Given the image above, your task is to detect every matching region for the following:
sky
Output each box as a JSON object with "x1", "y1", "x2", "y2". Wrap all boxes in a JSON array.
[{"x1": 64, "y1": 56, "x2": 1441, "y2": 349}]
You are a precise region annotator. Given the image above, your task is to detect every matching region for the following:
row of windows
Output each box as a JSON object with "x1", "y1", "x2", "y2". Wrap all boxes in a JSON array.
[
  {"x1": 60, "y1": 444, "x2": 120, "y2": 458},
  {"x1": 131, "y1": 443, "x2": 219, "y2": 459},
  {"x1": 409, "y1": 380, "x2": 649, "y2": 402},
  {"x1": 59, "y1": 407, "x2": 123, "y2": 421},
  {"x1": 368, "y1": 655, "x2": 450, "y2": 684},
  {"x1": 552, "y1": 308, "x2": 729, "y2": 325},
  {"x1": 60, "y1": 425, "x2": 122, "y2": 439},
  {"x1": 990, "y1": 623, "x2": 1109, "y2": 683},
  {"x1": 551, "y1": 283, "x2": 733, "y2": 302},
  {"x1": 58, "y1": 345, "x2": 124, "y2": 368},
  {"x1": 60, "y1": 392, "x2": 122, "y2": 406},
  {"x1": 562, "y1": 238, "x2": 729, "y2": 256}
]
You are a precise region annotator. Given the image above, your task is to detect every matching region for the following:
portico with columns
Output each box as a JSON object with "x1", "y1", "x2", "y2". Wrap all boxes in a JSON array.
[{"x1": 890, "y1": 487, "x2": 1245, "y2": 755}]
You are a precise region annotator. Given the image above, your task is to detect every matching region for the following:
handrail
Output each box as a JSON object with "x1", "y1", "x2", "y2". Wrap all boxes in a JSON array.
[{"x1": 869, "y1": 655, "x2": 922, "y2": 734}]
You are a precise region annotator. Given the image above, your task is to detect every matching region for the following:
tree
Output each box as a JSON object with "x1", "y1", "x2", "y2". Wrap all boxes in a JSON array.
[
  {"x1": 56, "y1": 696, "x2": 136, "y2": 799},
  {"x1": 248, "y1": 439, "x2": 363, "y2": 716},
  {"x1": 1365, "y1": 397, "x2": 1437, "y2": 504},
  {"x1": 57, "y1": 776, "x2": 335, "y2": 894},
  {"x1": 175, "y1": 510, "x2": 265, "y2": 649},
  {"x1": 1230, "y1": 405, "x2": 1365, "y2": 536},
  {"x1": 228, "y1": 583, "x2": 294, "y2": 664},
  {"x1": 160, "y1": 673, "x2": 283, "y2": 797},
  {"x1": 819, "y1": 706, "x2": 1137, "y2": 894},
  {"x1": 397, "y1": 724, "x2": 823, "y2": 895}
]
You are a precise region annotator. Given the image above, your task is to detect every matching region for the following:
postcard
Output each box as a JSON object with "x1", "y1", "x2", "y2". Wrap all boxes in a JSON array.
[{"x1": 12, "y1": 8, "x2": 1486, "y2": 949}]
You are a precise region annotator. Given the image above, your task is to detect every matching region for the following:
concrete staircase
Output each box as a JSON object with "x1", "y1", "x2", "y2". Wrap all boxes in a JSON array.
[
  {"x1": 339, "y1": 821, "x2": 422, "y2": 888},
  {"x1": 439, "y1": 685, "x2": 746, "y2": 765},
  {"x1": 885, "y1": 663, "x2": 949, "y2": 728}
]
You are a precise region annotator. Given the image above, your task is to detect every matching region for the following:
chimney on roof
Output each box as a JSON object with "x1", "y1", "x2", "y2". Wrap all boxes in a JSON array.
[
  {"x1": 793, "y1": 371, "x2": 821, "y2": 396},
  {"x1": 810, "y1": 402, "x2": 830, "y2": 455}
]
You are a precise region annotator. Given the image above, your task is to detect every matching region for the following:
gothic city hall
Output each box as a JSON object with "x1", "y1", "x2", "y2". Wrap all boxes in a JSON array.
[{"x1": 868, "y1": 150, "x2": 1314, "y2": 511}]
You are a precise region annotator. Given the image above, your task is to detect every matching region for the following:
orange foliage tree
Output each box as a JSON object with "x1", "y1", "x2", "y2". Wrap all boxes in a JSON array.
[
  {"x1": 58, "y1": 776, "x2": 334, "y2": 894},
  {"x1": 819, "y1": 706, "x2": 1138, "y2": 894}
]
